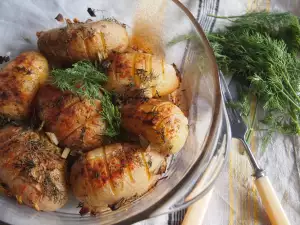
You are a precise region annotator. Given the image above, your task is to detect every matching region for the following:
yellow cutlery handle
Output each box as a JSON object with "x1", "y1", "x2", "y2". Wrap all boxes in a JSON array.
[
  {"x1": 182, "y1": 188, "x2": 213, "y2": 225},
  {"x1": 255, "y1": 176, "x2": 290, "y2": 225}
]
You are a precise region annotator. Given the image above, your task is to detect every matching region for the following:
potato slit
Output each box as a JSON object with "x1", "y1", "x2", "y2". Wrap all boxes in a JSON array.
[
  {"x1": 140, "y1": 152, "x2": 151, "y2": 181},
  {"x1": 83, "y1": 163, "x2": 95, "y2": 201},
  {"x1": 149, "y1": 55, "x2": 156, "y2": 96},
  {"x1": 0, "y1": 131, "x2": 22, "y2": 149},
  {"x1": 134, "y1": 54, "x2": 141, "y2": 87},
  {"x1": 122, "y1": 148, "x2": 135, "y2": 183},
  {"x1": 112, "y1": 53, "x2": 118, "y2": 81},
  {"x1": 161, "y1": 58, "x2": 165, "y2": 80},
  {"x1": 83, "y1": 38, "x2": 93, "y2": 61},
  {"x1": 102, "y1": 146, "x2": 116, "y2": 196},
  {"x1": 1, "y1": 144, "x2": 26, "y2": 173},
  {"x1": 132, "y1": 53, "x2": 137, "y2": 84},
  {"x1": 99, "y1": 32, "x2": 108, "y2": 59},
  {"x1": 116, "y1": 53, "x2": 120, "y2": 82}
]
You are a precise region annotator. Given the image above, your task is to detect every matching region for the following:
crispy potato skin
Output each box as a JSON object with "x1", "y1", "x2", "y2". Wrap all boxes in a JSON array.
[
  {"x1": 37, "y1": 21, "x2": 129, "y2": 64},
  {"x1": 105, "y1": 52, "x2": 180, "y2": 98},
  {"x1": 121, "y1": 99, "x2": 188, "y2": 155},
  {"x1": 70, "y1": 143, "x2": 166, "y2": 213},
  {"x1": 0, "y1": 126, "x2": 68, "y2": 211},
  {"x1": 0, "y1": 51, "x2": 49, "y2": 119},
  {"x1": 36, "y1": 85, "x2": 106, "y2": 152}
]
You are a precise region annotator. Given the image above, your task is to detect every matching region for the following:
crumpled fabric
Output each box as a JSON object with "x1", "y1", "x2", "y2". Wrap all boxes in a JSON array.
[{"x1": 0, "y1": 0, "x2": 299, "y2": 225}]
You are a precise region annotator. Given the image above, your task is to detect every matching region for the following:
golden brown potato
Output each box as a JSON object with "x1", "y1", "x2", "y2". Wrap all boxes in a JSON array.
[
  {"x1": 0, "y1": 126, "x2": 68, "y2": 211},
  {"x1": 36, "y1": 84, "x2": 106, "y2": 152},
  {"x1": 37, "y1": 20, "x2": 129, "y2": 64},
  {"x1": 105, "y1": 52, "x2": 180, "y2": 98},
  {"x1": 0, "y1": 51, "x2": 49, "y2": 119},
  {"x1": 121, "y1": 99, "x2": 188, "y2": 155},
  {"x1": 70, "y1": 143, "x2": 166, "y2": 214}
]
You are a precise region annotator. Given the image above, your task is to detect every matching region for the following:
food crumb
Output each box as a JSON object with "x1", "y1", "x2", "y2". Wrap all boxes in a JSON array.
[
  {"x1": 55, "y1": 13, "x2": 64, "y2": 22},
  {"x1": 73, "y1": 18, "x2": 80, "y2": 23},
  {"x1": 0, "y1": 55, "x2": 10, "y2": 64},
  {"x1": 87, "y1": 7, "x2": 96, "y2": 17}
]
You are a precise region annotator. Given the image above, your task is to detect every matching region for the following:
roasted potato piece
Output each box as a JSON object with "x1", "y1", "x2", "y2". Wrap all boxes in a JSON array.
[
  {"x1": 37, "y1": 20, "x2": 129, "y2": 63},
  {"x1": 36, "y1": 85, "x2": 106, "y2": 152},
  {"x1": 0, "y1": 51, "x2": 49, "y2": 119},
  {"x1": 70, "y1": 143, "x2": 166, "y2": 214},
  {"x1": 0, "y1": 126, "x2": 68, "y2": 211},
  {"x1": 121, "y1": 99, "x2": 188, "y2": 155},
  {"x1": 105, "y1": 52, "x2": 180, "y2": 98}
]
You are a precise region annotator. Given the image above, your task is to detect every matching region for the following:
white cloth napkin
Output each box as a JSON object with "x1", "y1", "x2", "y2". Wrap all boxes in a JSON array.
[{"x1": 0, "y1": 1, "x2": 299, "y2": 225}]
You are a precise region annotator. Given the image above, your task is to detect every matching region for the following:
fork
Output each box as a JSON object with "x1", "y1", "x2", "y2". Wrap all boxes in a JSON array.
[{"x1": 219, "y1": 72, "x2": 291, "y2": 225}]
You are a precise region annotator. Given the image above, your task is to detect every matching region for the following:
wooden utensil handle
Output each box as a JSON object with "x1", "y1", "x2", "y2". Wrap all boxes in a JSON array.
[
  {"x1": 255, "y1": 176, "x2": 290, "y2": 225},
  {"x1": 182, "y1": 188, "x2": 213, "y2": 225}
]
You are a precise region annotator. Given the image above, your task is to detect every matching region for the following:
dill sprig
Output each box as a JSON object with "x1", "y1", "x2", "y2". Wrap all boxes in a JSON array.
[
  {"x1": 100, "y1": 91, "x2": 121, "y2": 137},
  {"x1": 51, "y1": 61, "x2": 120, "y2": 137}
]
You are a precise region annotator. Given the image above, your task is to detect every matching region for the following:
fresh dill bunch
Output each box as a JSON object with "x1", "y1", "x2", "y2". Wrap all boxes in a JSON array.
[
  {"x1": 209, "y1": 31, "x2": 300, "y2": 135},
  {"x1": 209, "y1": 11, "x2": 300, "y2": 54},
  {"x1": 51, "y1": 61, "x2": 121, "y2": 137},
  {"x1": 52, "y1": 61, "x2": 108, "y2": 100}
]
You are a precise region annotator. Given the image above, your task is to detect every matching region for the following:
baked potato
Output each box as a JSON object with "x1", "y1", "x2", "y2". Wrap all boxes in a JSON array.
[
  {"x1": 36, "y1": 84, "x2": 106, "y2": 152},
  {"x1": 0, "y1": 125, "x2": 68, "y2": 211},
  {"x1": 121, "y1": 99, "x2": 188, "y2": 155},
  {"x1": 37, "y1": 20, "x2": 129, "y2": 64},
  {"x1": 105, "y1": 52, "x2": 180, "y2": 98},
  {"x1": 0, "y1": 51, "x2": 49, "y2": 119},
  {"x1": 70, "y1": 143, "x2": 166, "y2": 214}
]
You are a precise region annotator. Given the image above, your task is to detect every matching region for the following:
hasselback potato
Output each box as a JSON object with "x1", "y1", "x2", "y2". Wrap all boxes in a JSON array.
[
  {"x1": 36, "y1": 84, "x2": 106, "y2": 152},
  {"x1": 0, "y1": 51, "x2": 49, "y2": 119},
  {"x1": 121, "y1": 99, "x2": 188, "y2": 155},
  {"x1": 0, "y1": 126, "x2": 68, "y2": 211},
  {"x1": 70, "y1": 143, "x2": 166, "y2": 214},
  {"x1": 37, "y1": 20, "x2": 129, "y2": 64},
  {"x1": 105, "y1": 52, "x2": 180, "y2": 98}
]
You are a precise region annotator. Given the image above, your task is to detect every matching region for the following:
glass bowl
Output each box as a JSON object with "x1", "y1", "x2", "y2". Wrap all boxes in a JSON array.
[{"x1": 0, "y1": 0, "x2": 231, "y2": 224}]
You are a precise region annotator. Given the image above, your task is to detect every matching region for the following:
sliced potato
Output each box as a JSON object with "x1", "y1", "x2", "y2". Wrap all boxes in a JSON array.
[
  {"x1": 0, "y1": 51, "x2": 49, "y2": 119},
  {"x1": 0, "y1": 126, "x2": 68, "y2": 211},
  {"x1": 37, "y1": 20, "x2": 129, "y2": 64},
  {"x1": 70, "y1": 143, "x2": 166, "y2": 214},
  {"x1": 105, "y1": 52, "x2": 180, "y2": 98},
  {"x1": 121, "y1": 99, "x2": 188, "y2": 155},
  {"x1": 37, "y1": 84, "x2": 106, "y2": 152}
]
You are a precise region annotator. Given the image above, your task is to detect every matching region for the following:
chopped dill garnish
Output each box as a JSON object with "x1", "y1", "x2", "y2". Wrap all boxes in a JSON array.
[
  {"x1": 51, "y1": 61, "x2": 121, "y2": 137},
  {"x1": 52, "y1": 61, "x2": 108, "y2": 100}
]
